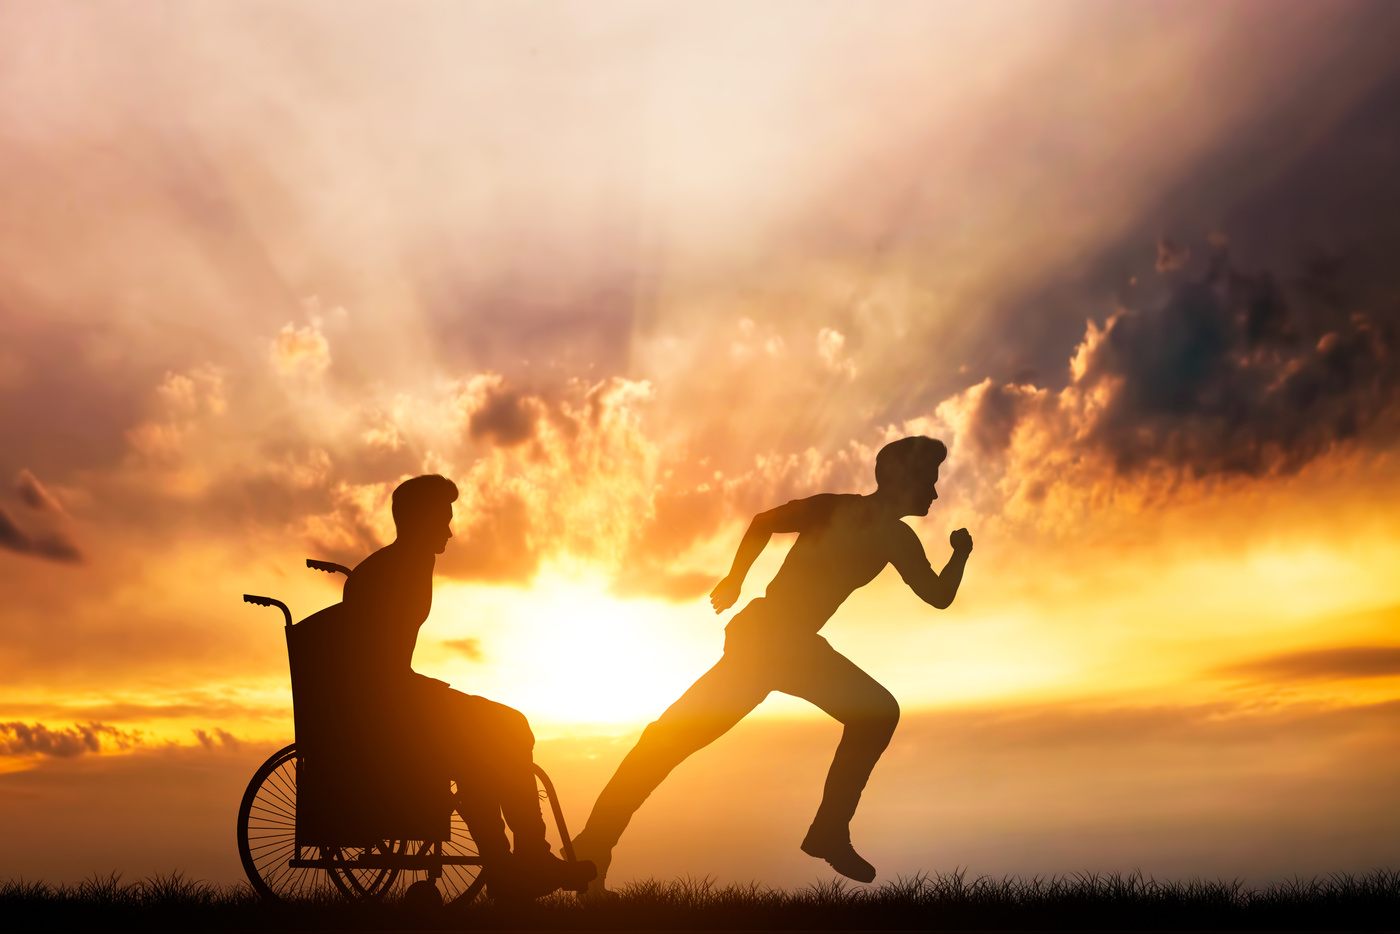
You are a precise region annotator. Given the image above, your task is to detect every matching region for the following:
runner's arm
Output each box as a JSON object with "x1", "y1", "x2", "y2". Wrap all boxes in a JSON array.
[
  {"x1": 709, "y1": 496, "x2": 835, "y2": 613},
  {"x1": 888, "y1": 522, "x2": 973, "y2": 610}
]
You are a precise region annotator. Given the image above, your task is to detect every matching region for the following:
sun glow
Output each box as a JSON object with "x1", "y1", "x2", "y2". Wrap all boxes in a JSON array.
[{"x1": 418, "y1": 566, "x2": 726, "y2": 735}]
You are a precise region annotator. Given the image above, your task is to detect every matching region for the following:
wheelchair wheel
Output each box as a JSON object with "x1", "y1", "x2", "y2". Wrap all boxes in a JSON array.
[{"x1": 236, "y1": 743, "x2": 403, "y2": 902}]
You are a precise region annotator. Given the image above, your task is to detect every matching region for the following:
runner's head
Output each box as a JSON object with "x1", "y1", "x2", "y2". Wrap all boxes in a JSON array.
[
  {"x1": 391, "y1": 474, "x2": 458, "y2": 553},
  {"x1": 874, "y1": 436, "x2": 948, "y2": 516}
]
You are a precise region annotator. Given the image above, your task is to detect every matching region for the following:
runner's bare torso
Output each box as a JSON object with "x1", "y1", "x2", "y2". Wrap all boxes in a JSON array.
[{"x1": 720, "y1": 492, "x2": 967, "y2": 642}]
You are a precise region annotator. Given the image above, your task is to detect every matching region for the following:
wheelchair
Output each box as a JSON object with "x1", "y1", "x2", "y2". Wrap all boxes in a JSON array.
[{"x1": 236, "y1": 559, "x2": 580, "y2": 906}]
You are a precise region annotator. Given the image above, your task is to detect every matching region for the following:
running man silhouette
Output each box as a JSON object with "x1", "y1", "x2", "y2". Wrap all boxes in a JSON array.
[
  {"x1": 571, "y1": 436, "x2": 972, "y2": 888},
  {"x1": 341, "y1": 474, "x2": 595, "y2": 898}
]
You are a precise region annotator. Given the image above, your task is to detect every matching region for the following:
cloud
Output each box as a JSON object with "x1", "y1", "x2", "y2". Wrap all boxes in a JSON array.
[
  {"x1": 269, "y1": 322, "x2": 331, "y2": 379},
  {"x1": 468, "y1": 382, "x2": 541, "y2": 448},
  {"x1": 14, "y1": 469, "x2": 64, "y2": 513},
  {"x1": 0, "y1": 504, "x2": 83, "y2": 563},
  {"x1": 435, "y1": 376, "x2": 661, "y2": 581},
  {"x1": 0, "y1": 507, "x2": 27, "y2": 553},
  {"x1": 816, "y1": 326, "x2": 858, "y2": 378},
  {"x1": 125, "y1": 367, "x2": 227, "y2": 467},
  {"x1": 1155, "y1": 237, "x2": 1191, "y2": 273},
  {"x1": 0, "y1": 721, "x2": 144, "y2": 757},
  {"x1": 442, "y1": 638, "x2": 484, "y2": 662},
  {"x1": 1218, "y1": 645, "x2": 1400, "y2": 683},
  {"x1": 192, "y1": 728, "x2": 241, "y2": 751},
  {"x1": 1, "y1": 698, "x2": 287, "y2": 723},
  {"x1": 932, "y1": 245, "x2": 1400, "y2": 525}
]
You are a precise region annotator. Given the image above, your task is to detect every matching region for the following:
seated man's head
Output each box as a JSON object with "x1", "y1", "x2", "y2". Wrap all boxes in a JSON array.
[
  {"x1": 875, "y1": 436, "x2": 948, "y2": 516},
  {"x1": 392, "y1": 474, "x2": 458, "y2": 553}
]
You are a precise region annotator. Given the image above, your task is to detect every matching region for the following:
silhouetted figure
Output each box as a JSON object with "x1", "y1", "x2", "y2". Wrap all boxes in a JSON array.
[
  {"x1": 572, "y1": 437, "x2": 972, "y2": 888},
  {"x1": 341, "y1": 474, "x2": 595, "y2": 898}
]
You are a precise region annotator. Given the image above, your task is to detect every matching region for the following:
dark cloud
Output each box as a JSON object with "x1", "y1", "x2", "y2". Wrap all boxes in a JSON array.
[
  {"x1": 960, "y1": 245, "x2": 1400, "y2": 483},
  {"x1": 468, "y1": 386, "x2": 539, "y2": 447},
  {"x1": 0, "y1": 721, "x2": 143, "y2": 758},
  {"x1": 967, "y1": 383, "x2": 1022, "y2": 456},
  {"x1": 1218, "y1": 645, "x2": 1400, "y2": 683},
  {"x1": 1084, "y1": 252, "x2": 1397, "y2": 477},
  {"x1": 14, "y1": 469, "x2": 63, "y2": 513},
  {"x1": 28, "y1": 533, "x2": 84, "y2": 563},
  {"x1": 0, "y1": 504, "x2": 83, "y2": 563},
  {"x1": 947, "y1": 53, "x2": 1400, "y2": 430},
  {"x1": 0, "y1": 507, "x2": 27, "y2": 554}
]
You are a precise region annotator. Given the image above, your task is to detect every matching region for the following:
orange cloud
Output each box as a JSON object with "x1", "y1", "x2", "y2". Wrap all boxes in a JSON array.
[
  {"x1": 0, "y1": 722, "x2": 143, "y2": 758},
  {"x1": 1219, "y1": 645, "x2": 1400, "y2": 684}
]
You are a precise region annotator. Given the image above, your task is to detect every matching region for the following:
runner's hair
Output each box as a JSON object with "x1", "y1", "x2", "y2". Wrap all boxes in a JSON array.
[{"x1": 874, "y1": 436, "x2": 947, "y2": 489}]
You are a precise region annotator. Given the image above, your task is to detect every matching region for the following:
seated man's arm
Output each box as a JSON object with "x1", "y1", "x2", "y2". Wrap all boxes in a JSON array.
[
  {"x1": 709, "y1": 495, "x2": 837, "y2": 613},
  {"x1": 887, "y1": 521, "x2": 973, "y2": 610}
]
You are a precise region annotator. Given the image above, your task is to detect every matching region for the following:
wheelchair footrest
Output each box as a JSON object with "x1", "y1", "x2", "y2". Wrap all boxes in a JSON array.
[{"x1": 289, "y1": 854, "x2": 485, "y2": 870}]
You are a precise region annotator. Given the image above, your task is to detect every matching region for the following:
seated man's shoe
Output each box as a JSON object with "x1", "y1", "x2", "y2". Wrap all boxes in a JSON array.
[
  {"x1": 513, "y1": 850, "x2": 597, "y2": 899},
  {"x1": 568, "y1": 831, "x2": 613, "y2": 897},
  {"x1": 800, "y1": 829, "x2": 876, "y2": 883},
  {"x1": 556, "y1": 855, "x2": 598, "y2": 894}
]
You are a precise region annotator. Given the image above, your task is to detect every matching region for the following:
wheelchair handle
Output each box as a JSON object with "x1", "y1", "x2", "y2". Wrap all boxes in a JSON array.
[
  {"x1": 307, "y1": 558, "x2": 352, "y2": 577},
  {"x1": 243, "y1": 594, "x2": 293, "y2": 628}
]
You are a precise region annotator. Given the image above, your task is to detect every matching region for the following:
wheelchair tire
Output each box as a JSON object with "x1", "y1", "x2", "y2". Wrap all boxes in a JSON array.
[{"x1": 236, "y1": 743, "x2": 404, "y2": 902}]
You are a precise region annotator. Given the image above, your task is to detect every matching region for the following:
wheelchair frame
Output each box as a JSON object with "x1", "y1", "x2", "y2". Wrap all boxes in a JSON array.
[{"x1": 236, "y1": 559, "x2": 578, "y2": 906}]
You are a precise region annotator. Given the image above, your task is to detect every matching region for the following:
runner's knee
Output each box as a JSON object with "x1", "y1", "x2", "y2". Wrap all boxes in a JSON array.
[{"x1": 865, "y1": 690, "x2": 900, "y2": 739}]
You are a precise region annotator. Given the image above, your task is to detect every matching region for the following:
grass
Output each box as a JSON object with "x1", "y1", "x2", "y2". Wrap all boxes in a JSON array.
[{"x1": 3, "y1": 868, "x2": 1399, "y2": 930}]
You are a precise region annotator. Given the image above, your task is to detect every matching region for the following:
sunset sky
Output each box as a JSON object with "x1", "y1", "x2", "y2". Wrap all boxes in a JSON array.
[{"x1": 2, "y1": 0, "x2": 1400, "y2": 888}]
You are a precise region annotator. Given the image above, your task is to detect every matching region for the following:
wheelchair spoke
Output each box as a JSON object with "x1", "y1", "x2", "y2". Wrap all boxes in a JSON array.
[{"x1": 238, "y1": 746, "x2": 329, "y2": 901}]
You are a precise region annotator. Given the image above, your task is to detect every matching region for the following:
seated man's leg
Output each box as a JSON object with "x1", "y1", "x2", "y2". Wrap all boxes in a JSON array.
[
  {"x1": 462, "y1": 694, "x2": 551, "y2": 854},
  {"x1": 573, "y1": 649, "x2": 770, "y2": 886},
  {"x1": 436, "y1": 690, "x2": 517, "y2": 862},
  {"x1": 774, "y1": 636, "x2": 900, "y2": 882},
  {"x1": 439, "y1": 690, "x2": 594, "y2": 895}
]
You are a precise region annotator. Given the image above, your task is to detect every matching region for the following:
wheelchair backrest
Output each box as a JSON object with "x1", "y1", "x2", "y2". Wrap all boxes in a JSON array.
[{"x1": 286, "y1": 602, "x2": 451, "y2": 847}]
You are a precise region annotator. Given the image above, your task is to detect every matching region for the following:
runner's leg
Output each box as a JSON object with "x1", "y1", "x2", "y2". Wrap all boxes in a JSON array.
[
  {"x1": 773, "y1": 637, "x2": 899, "y2": 846},
  {"x1": 574, "y1": 649, "x2": 770, "y2": 870}
]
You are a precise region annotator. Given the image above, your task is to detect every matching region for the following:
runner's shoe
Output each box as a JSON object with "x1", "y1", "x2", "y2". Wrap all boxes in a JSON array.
[{"x1": 800, "y1": 829, "x2": 876, "y2": 883}]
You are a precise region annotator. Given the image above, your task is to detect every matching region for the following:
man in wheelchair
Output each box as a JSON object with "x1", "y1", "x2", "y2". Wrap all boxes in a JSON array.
[{"x1": 339, "y1": 473, "x2": 596, "y2": 899}]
